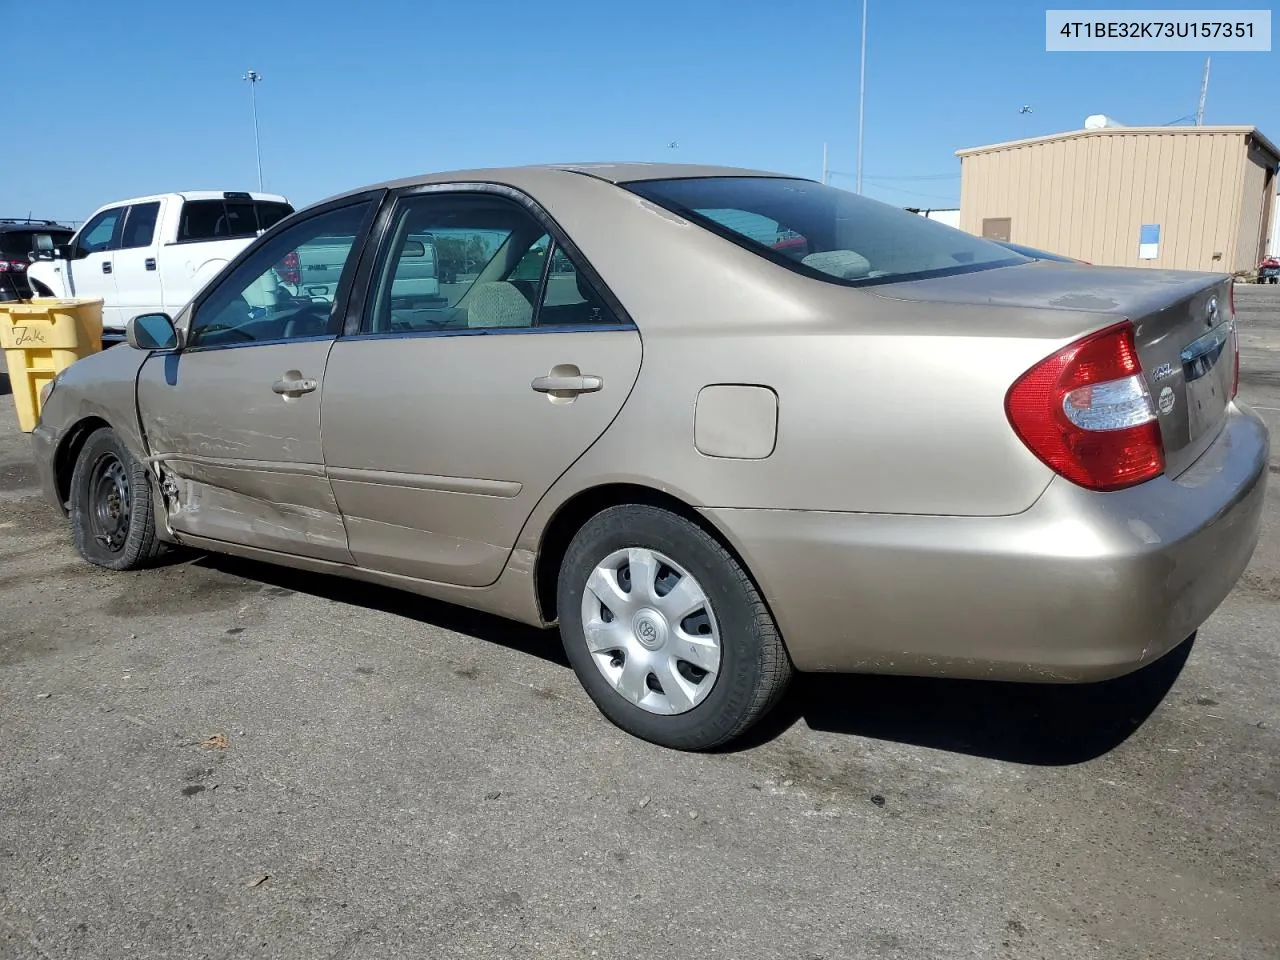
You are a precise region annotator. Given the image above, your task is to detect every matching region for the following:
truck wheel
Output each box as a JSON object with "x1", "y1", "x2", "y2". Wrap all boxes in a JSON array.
[
  {"x1": 69, "y1": 427, "x2": 166, "y2": 570},
  {"x1": 557, "y1": 504, "x2": 793, "y2": 750}
]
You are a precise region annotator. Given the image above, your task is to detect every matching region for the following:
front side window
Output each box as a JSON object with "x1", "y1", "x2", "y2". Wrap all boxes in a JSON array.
[
  {"x1": 365, "y1": 193, "x2": 619, "y2": 334},
  {"x1": 189, "y1": 201, "x2": 373, "y2": 348},
  {"x1": 120, "y1": 202, "x2": 161, "y2": 249},
  {"x1": 624, "y1": 176, "x2": 1027, "y2": 287},
  {"x1": 78, "y1": 208, "x2": 126, "y2": 254}
]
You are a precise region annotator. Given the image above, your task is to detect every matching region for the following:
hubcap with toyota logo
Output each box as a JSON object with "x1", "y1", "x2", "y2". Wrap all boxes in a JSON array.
[{"x1": 580, "y1": 546, "x2": 722, "y2": 716}]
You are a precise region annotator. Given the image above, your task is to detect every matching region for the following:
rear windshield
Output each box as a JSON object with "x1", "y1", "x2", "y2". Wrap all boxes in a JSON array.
[
  {"x1": 177, "y1": 199, "x2": 295, "y2": 242},
  {"x1": 624, "y1": 176, "x2": 1026, "y2": 286},
  {"x1": 0, "y1": 229, "x2": 73, "y2": 257}
]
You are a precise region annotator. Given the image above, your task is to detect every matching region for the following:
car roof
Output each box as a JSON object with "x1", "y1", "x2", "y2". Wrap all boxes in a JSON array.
[
  {"x1": 315, "y1": 162, "x2": 802, "y2": 206},
  {"x1": 0, "y1": 220, "x2": 74, "y2": 233}
]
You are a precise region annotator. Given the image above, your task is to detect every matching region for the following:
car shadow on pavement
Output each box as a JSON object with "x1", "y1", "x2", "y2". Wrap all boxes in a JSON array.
[
  {"x1": 737, "y1": 634, "x2": 1196, "y2": 765},
  {"x1": 194, "y1": 553, "x2": 569, "y2": 667},
  {"x1": 192, "y1": 552, "x2": 1191, "y2": 765},
  {"x1": 0, "y1": 372, "x2": 10, "y2": 396}
]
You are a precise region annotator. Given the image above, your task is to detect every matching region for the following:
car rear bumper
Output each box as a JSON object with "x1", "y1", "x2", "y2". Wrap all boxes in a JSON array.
[{"x1": 703, "y1": 402, "x2": 1269, "y2": 681}]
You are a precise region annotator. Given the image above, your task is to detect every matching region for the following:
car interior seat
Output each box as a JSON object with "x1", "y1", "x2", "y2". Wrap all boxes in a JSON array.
[
  {"x1": 467, "y1": 281, "x2": 534, "y2": 328},
  {"x1": 801, "y1": 250, "x2": 872, "y2": 280}
]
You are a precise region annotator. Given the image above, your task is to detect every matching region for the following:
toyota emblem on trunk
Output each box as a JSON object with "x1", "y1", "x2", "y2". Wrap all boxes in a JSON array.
[{"x1": 1206, "y1": 296, "x2": 1219, "y2": 327}]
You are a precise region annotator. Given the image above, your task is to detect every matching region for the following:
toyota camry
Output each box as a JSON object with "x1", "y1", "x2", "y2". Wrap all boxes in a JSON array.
[{"x1": 31, "y1": 163, "x2": 1269, "y2": 750}]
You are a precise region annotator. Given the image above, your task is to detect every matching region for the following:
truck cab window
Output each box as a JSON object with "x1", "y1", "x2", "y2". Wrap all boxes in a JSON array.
[
  {"x1": 179, "y1": 199, "x2": 297, "y2": 243},
  {"x1": 78, "y1": 208, "x2": 125, "y2": 253},
  {"x1": 120, "y1": 202, "x2": 161, "y2": 250}
]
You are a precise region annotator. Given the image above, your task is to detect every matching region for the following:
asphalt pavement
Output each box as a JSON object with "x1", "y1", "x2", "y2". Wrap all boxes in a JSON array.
[{"x1": 1, "y1": 286, "x2": 1278, "y2": 960}]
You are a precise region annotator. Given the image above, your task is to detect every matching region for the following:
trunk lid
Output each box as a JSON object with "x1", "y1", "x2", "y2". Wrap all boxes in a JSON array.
[
  {"x1": 873, "y1": 261, "x2": 1236, "y2": 479},
  {"x1": 1128, "y1": 275, "x2": 1235, "y2": 479}
]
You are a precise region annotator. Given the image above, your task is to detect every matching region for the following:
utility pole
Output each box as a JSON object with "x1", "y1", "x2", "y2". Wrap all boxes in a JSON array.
[
  {"x1": 243, "y1": 69, "x2": 264, "y2": 191},
  {"x1": 1195, "y1": 57, "x2": 1210, "y2": 126},
  {"x1": 822, "y1": 142, "x2": 829, "y2": 184},
  {"x1": 855, "y1": 0, "x2": 867, "y2": 193}
]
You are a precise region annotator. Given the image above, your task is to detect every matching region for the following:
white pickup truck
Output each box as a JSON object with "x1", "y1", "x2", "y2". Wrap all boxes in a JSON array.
[{"x1": 27, "y1": 190, "x2": 294, "y2": 337}]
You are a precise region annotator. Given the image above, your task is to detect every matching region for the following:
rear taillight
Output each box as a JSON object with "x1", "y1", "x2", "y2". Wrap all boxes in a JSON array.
[
  {"x1": 275, "y1": 250, "x2": 300, "y2": 285},
  {"x1": 1230, "y1": 281, "x2": 1240, "y2": 399},
  {"x1": 0, "y1": 260, "x2": 27, "y2": 272},
  {"x1": 1005, "y1": 320, "x2": 1164, "y2": 492},
  {"x1": 1232, "y1": 334, "x2": 1240, "y2": 399}
]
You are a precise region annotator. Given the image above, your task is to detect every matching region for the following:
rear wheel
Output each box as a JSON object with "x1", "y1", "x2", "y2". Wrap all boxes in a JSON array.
[
  {"x1": 557, "y1": 504, "x2": 793, "y2": 750},
  {"x1": 70, "y1": 427, "x2": 166, "y2": 570}
]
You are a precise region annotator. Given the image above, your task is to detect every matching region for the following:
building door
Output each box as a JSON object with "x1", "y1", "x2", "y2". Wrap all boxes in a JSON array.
[
  {"x1": 981, "y1": 218, "x2": 1012, "y2": 242},
  {"x1": 1258, "y1": 166, "x2": 1274, "y2": 262}
]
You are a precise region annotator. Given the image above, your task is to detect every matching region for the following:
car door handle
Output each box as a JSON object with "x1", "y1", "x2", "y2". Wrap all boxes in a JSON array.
[
  {"x1": 145, "y1": 258, "x2": 156, "y2": 271},
  {"x1": 102, "y1": 261, "x2": 112, "y2": 274},
  {"x1": 531, "y1": 374, "x2": 603, "y2": 395},
  {"x1": 272, "y1": 376, "x2": 318, "y2": 396}
]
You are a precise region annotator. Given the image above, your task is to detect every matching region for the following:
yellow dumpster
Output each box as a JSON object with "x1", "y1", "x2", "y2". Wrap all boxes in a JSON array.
[{"x1": 0, "y1": 298, "x2": 104, "y2": 432}]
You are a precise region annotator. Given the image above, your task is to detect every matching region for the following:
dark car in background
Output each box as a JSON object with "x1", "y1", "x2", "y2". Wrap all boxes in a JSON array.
[{"x1": 0, "y1": 219, "x2": 76, "y2": 301}]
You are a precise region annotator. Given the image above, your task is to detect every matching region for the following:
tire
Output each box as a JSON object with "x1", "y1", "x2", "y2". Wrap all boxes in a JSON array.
[
  {"x1": 557, "y1": 504, "x2": 793, "y2": 750},
  {"x1": 69, "y1": 427, "x2": 166, "y2": 570}
]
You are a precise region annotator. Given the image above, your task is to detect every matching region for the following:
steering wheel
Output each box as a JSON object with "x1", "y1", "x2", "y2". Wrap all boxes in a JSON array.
[{"x1": 283, "y1": 299, "x2": 332, "y2": 337}]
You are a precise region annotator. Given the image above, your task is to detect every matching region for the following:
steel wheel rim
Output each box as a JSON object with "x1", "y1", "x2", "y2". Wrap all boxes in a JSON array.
[
  {"x1": 89, "y1": 454, "x2": 130, "y2": 553},
  {"x1": 580, "y1": 547, "x2": 722, "y2": 716}
]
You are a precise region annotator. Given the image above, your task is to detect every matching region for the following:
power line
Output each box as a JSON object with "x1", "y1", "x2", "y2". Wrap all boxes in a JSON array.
[
  {"x1": 827, "y1": 170, "x2": 958, "y2": 202},
  {"x1": 865, "y1": 183, "x2": 961, "y2": 203},
  {"x1": 862, "y1": 173, "x2": 960, "y2": 181}
]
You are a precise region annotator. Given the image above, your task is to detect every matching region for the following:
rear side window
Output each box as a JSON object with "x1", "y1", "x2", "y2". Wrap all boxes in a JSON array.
[
  {"x1": 624, "y1": 176, "x2": 1027, "y2": 287},
  {"x1": 1, "y1": 230, "x2": 71, "y2": 256},
  {"x1": 178, "y1": 199, "x2": 296, "y2": 242},
  {"x1": 120, "y1": 202, "x2": 161, "y2": 249},
  {"x1": 364, "y1": 192, "x2": 622, "y2": 334}
]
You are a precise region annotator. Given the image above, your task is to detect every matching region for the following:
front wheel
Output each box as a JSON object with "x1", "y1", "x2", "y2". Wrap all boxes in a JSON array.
[
  {"x1": 69, "y1": 427, "x2": 166, "y2": 570},
  {"x1": 557, "y1": 504, "x2": 793, "y2": 750}
]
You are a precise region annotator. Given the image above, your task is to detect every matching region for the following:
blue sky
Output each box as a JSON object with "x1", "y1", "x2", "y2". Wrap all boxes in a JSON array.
[{"x1": 2, "y1": 0, "x2": 1276, "y2": 222}]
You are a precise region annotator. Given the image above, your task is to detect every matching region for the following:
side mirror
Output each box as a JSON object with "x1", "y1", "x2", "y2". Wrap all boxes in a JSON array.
[
  {"x1": 400, "y1": 239, "x2": 426, "y2": 258},
  {"x1": 126, "y1": 313, "x2": 178, "y2": 351}
]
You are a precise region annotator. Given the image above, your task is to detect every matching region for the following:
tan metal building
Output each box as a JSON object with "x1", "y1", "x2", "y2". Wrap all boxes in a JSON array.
[{"x1": 957, "y1": 125, "x2": 1279, "y2": 272}]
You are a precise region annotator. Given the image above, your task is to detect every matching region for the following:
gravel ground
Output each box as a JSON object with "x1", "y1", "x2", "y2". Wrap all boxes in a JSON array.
[{"x1": 1, "y1": 286, "x2": 1277, "y2": 960}]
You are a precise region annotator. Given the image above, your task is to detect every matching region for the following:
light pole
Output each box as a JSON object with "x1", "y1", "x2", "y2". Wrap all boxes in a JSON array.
[
  {"x1": 855, "y1": 0, "x2": 867, "y2": 194},
  {"x1": 243, "y1": 69, "x2": 264, "y2": 191}
]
